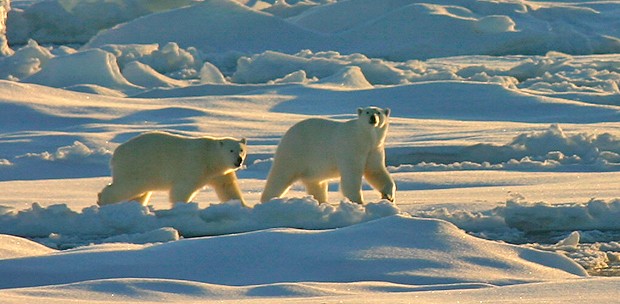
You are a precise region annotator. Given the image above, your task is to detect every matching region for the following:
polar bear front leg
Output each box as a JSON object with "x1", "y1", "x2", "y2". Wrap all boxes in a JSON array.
[
  {"x1": 365, "y1": 169, "x2": 396, "y2": 202},
  {"x1": 338, "y1": 161, "x2": 365, "y2": 204},
  {"x1": 364, "y1": 150, "x2": 396, "y2": 202},
  {"x1": 207, "y1": 172, "x2": 247, "y2": 206},
  {"x1": 364, "y1": 166, "x2": 396, "y2": 202},
  {"x1": 303, "y1": 180, "x2": 328, "y2": 203}
]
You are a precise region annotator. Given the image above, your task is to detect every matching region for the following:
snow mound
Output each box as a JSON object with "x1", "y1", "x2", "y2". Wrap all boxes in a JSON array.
[
  {"x1": 390, "y1": 124, "x2": 620, "y2": 171},
  {"x1": 97, "y1": 42, "x2": 203, "y2": 77},
  {"x1": 23, "y1": 49, "x2": 140, "y2": 93},
  {"x1": 3, "y1": 42, "x2": 619, "y2": 105},
  {"x1": 0, "y1": 278, "x2": 469, "y2": 301},
  {"x1": 415, "y1": 198, "x2": 620, "y2": 235},
  {"x1": 7, "y1": 0, "x2": 196, "y2": 45},
  {"x1": 81, "y1": 0, "x2": 620, "y2": 59},
  {"x1": 0, "y1": 198, "x2": 400, "y2": 249},
  {"x1": 0, "y1": 234, "x2": 56, "y2": 260},
  {"x1": 531, "y1": 232, "x2": 620, "y2": 276},
  {"x1": 292, "y1": 0, "x2": 620, "y2": 59},
  {"x1": 474, "y1": 15, "x2": 516, "y2": 34},
  {"x1": 314, "y1": 66, "x2": 373, "y2": 90},
  {"x1": 505, "y1": 198, "x2": 620, "y2": 233},
  {"x1": 231, "y1": 50, "x2": 403, "y2": 85},
  {"x1": 84, "y1": 0, "x2": 321, "y2": 54},
  {"x1": 0, "y1": 215, "x2": 586, "y2": 290},
  {"x1": 18, "y1": 141, "x2": 110, "y2": 163},
  {"x1": 64, "y1": 84, "x2": 128, "y2": 97},
  {"x1": 2, "y1": 140, "x2": 112, "y2": 180},
  {"x1": 4, "y1": 277, "x2": 620, "y2": 303},
  {"x1": 121, "y1": 61, "x2": 188, "y2": 88},
  {"x1": 412, "y1": 197, "x2": 620, "y2": 274},
  {"x1": 270, "y1": 69, "x2": 315, "y2": 84},
  {"x1": 199, "y1": 62, "x2": 227, "y2": 84},
  {"x1": 0, "y1": 39, "x2": 52, "y2": 80}
]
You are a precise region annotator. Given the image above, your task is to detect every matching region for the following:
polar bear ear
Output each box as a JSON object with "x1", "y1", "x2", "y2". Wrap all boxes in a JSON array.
[
  {"x1": 357, "y1": 107, "x2": 363, "y2": 116},
  {"x1": 384, "y1": 108, "x2": 391, "y2": 117},
  {"x1": 240, "y1": 138, "x2": 247, "y2": 144}
]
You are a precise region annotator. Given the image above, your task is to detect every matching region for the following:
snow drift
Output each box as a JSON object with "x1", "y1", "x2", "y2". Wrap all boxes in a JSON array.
[
  {"x1": 0, "y1": 198, "x2": 400, "y2": 249},
  {"x1": 6, "y1": 0, "x2": 195, "y2": 46},
  {"x1": 84, "y1": 0, "x2": 324, "y2": 55},
  {"x1": 0, "y1": 215, "x2": 587, "y2": 290},
  {"x1": 23, "y1": 49, "x2": 141, "y2": 92},
  {"x1": 82, "y1": 0, "x2": 620, "y2": 60},
  {"x1": 390, "y1": 124, "x2": 620, "y2": 172}
]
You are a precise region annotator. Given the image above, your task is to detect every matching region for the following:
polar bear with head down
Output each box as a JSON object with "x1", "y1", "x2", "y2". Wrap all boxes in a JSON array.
[{"x1": 261, "y1": 106, "x2": 395, "y2": 204}]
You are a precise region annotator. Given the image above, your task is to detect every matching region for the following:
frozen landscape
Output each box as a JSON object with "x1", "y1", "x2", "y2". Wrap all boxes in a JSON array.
[{"x1": 0, "y1": 0, "x2": 619, "y2": 302}]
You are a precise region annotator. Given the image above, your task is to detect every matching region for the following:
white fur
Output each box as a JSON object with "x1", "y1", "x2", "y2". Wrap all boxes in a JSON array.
[
  {"x1": 98, "y1": 131, "x2": 247, "y2": 206},
  {"x1": 261, "y1": 106, "x2": 395, "y2": 204}
]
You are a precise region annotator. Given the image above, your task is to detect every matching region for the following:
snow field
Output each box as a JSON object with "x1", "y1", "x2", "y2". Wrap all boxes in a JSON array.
[{"x1": 1, "y1": 0, "x2": 620, "y2": 302}]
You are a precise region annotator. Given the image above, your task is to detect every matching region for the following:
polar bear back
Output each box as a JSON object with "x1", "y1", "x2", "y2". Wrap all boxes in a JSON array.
[
  {"x1": 279, "y1": 117, "x2": 381, "y2": 152},
  {"x1": 111, "y1": 132, "x2": 222, "y2": 187},
  {"x1": 273, "y1": 118, "x2": 373, "y2": 179}
]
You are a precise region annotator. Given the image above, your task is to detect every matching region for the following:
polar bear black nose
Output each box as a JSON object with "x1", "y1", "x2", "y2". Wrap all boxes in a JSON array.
[
  {"x1": 369, "y1": 114, "x2": 378, "y2": 124},
  {"x1": 235, "y1": 156, "x2": 244, "y2": 167}
]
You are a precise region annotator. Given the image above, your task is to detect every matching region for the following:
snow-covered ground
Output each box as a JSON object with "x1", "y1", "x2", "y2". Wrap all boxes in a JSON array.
[{"x1": 1, "y1": 0, "x2": 619, "y2": 302}]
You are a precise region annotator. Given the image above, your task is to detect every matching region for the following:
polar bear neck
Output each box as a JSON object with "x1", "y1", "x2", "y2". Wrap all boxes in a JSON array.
[
  {"x1": 375, "y1": 124, "x2": 389, "y2": 147},
  {"x1": 200, "y1": 140, "x2": 235, "y2": 172},
  {"x1": 354, "y1": 118, "x2": 389, "y2": 147}
]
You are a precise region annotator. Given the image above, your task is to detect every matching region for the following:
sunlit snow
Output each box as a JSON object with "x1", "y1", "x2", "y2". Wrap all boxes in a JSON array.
[{"x1": 1, "y1": 0, "x2": 620, "y2": 303}]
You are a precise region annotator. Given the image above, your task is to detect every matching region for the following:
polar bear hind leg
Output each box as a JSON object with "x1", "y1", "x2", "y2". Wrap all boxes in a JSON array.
[
  {"x1": 169, "y1": 183, "x2": 200, "y2": 204},
  {"x1": 98, "y1": 182, "x2": 150, "y2": 206},
  {"x1": 130, "y1": 192, "x2": 152, "y2": 205},
  {"x1": 261, "y1": 168, "x2": 297, "y2": 203}
]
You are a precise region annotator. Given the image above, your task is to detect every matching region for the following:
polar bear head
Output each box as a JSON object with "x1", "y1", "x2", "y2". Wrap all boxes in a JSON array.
[
  {"x1": 218, "y1": 138, "x2": 248, "y2": 169},
  {"x1": 357, "y1": 106, "x2": 390, "y2": 128}
]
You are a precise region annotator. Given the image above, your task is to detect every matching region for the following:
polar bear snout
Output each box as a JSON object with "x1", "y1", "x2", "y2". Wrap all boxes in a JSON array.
[
  {"x1": 235, "y1": 156, "x2": 244, "y2": 167},
  {"x1": 369, "y1": 113, "x2": 378, "y2": 125}
]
